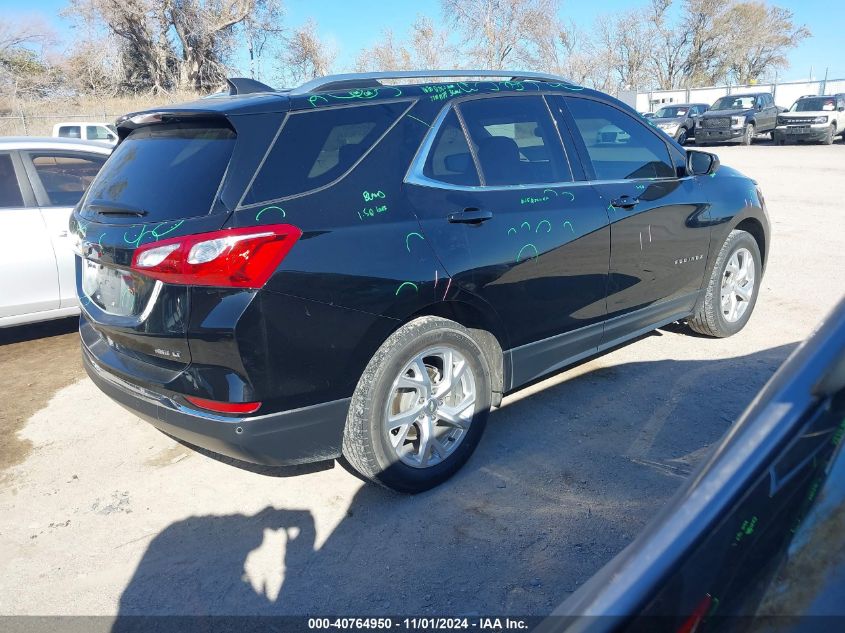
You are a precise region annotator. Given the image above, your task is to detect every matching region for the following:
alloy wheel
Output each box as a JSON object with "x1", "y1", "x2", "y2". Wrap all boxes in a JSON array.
[
  {"x1": 721, "y1": 247, "x2": 756, "y2": 322},
  {"x1": 384, "y1": 346, "x2": 477, "y2": 468}
]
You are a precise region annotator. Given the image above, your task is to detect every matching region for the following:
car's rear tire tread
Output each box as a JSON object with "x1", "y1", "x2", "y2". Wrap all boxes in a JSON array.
[
  {"x1": 688, "y1": 229, "x2": 761, "y2": 338},
  {"x1": 341, "y1": 316, "x2": 491, "y2": 493}
]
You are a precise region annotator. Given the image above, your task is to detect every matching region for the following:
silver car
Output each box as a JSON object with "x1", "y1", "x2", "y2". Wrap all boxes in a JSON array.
[
  {"x1": 651, "y1": 103, "x2": 709, "y2": 145},
  {"x1": 0, "y1": 137, "x2": 112, "y2": 327}
]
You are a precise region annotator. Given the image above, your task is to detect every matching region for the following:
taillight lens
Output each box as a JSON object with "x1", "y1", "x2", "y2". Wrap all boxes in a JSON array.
[
  {"x1": 132, "y1": 224, "x2": 301, "y2": 288},
  {"x1": 185, "y1": 396, "x2": 261, "y2": 415}
]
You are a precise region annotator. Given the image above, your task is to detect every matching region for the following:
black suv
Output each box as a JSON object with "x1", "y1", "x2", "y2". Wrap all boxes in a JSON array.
[
  {"x1": 72, "y1": 70, "x2": 770, "y2": 492},
  {"x1": 696, "y1": 92, "x2": 779, "y2": 145}
]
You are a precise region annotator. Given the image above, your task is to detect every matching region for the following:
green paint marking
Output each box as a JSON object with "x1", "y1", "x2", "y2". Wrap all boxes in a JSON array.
[
  {"x1": 362, "y1": 190, "x2": 386, "y2": 202},
  {"x1": 123, "y1": 220, "x2": 185, "y2": 247},
  {"x1": 395, "y1": 281, "x2": 419, "y2": 296},
  {"x1": 536, "y1": 220, "x2": 552, "y2": 233},
  {"x1": 542, "y1": 189, "x2": 559, "y2": 197},
  {"x1": 561, "y1": 191, "x2": 575, "y2": 201},
  {"x1": 405, "y1": 232, "x2": 425, "y2": 252},
  {"x1": 507, "y1": 227, "x2": 517, "y2": 236},
  {"x1": 406, "y1": 114, "x2": 431, "y2": 128},
  {"x1": 520, "y1": 221, "x2": 531, "y2": 231},
  {"x1": 516, "y1": 243, "x2": 539, "y2": 262},
  {"x1": 256, "y1": 206, "x2": 286, "y2": 221},
  {"x1": 563, "y1": 221, "x2": 574, "y2": 233}
]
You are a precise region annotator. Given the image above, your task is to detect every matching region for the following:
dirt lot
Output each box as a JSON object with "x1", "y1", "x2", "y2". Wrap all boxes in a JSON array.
[{"x1": 1, "y1": 142, "x2": 843, "y2": 617}]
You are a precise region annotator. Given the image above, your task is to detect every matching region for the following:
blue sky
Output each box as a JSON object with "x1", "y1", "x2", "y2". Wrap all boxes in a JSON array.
[{"x1": 3, "y1": 0, "x2": 842, "y2": 82}]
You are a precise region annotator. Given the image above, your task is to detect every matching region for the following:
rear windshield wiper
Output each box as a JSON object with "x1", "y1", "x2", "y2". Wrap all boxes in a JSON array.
[{"x1": 85, "y1": 200, "x2": 149, "y2": 218}]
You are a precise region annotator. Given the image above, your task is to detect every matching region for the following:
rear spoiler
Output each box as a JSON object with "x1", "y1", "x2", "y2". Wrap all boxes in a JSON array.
[{"x1": 114, "y1": 110, "x2": 234, "y2": 141}]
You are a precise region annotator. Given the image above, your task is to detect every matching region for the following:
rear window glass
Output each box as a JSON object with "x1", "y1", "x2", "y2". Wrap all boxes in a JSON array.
[
  {"x1": 243, "y1": 101, "x2": 408, "y2": 205},
  {"x1": 31, "y1": 154, "x2": 106, "y2": 206},
  {"x1": 58, "y1": 126, "x2": 81, "y2": 139},
  {"x1": 0, "y1": 154, "x2": 23, "y2": 208},
  {"x1": 84, "y1": 122, "x2": 234, "y2": 220}
]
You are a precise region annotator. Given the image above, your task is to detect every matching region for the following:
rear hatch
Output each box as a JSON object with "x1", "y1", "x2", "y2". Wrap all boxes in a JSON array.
[{"x1": 73, "y1": 103, "x2": 287, "y2": 385}]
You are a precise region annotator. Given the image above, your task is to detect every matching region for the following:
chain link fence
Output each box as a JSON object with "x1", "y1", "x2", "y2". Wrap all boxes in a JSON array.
[{"x1": 0, "y1": 111, "x2": 125, "y2": 138}]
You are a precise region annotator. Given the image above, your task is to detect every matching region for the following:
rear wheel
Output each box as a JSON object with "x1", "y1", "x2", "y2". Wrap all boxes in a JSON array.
[
  {"x1": 342, "y1": 316, "x2": 492, "y2": 493},
  {"x1": 687, "y1": 230, "x2": 761, "y2": 337}
]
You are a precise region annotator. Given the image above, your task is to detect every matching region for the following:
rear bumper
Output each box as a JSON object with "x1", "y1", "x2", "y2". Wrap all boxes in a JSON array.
[{"x1": 83, "y1": 349, "x2": 349, "y2": 466}]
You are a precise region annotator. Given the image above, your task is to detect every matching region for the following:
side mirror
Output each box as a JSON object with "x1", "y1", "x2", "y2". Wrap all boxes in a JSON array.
[{"x1": 687, "y1": 150, "x2": 720, "y2": 177}]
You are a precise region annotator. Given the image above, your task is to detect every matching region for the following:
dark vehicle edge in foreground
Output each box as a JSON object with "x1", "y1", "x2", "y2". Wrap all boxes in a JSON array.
[{"x1": 541, "y1": 297, "x2": 845, "y2": 631}]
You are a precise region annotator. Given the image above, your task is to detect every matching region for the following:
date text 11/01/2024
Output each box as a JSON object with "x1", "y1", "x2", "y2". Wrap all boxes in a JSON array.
[{"x1": 307, "y1": 617, "x2": 530, "y2": 630}]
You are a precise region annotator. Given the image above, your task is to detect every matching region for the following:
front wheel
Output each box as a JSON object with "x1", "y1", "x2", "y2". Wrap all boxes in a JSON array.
[
  {"x1": 823, "y1": 123, "x2": 836, "y2": 145},
  {"x1": 342, "y1": 316, "x2": 492, "y2": 493},
  {"x1": 676, "y1": 128, "x2": 688, "y2": 145},
  {"x1": 687, "y1": 230, "x2": 762, "y2": 337},
  {"x1": 740, "y1": 123, "x2": 755, "y2": 146}
]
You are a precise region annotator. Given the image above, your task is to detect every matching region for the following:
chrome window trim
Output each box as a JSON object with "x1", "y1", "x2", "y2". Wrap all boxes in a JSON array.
[
  {"x1": 237, "y1": 98, "x2": 418, "y2": 211},
  {"x1": 404, "y1": 92, "x2": 581, "y2": 192}
]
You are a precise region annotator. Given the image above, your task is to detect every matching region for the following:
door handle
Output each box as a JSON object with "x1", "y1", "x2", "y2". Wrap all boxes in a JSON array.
[
  {"x1": 448, "y1": 208, "x2": 493, "y2": 224},
  {"x1": 610, "y1": 196, "x2": 640, "y2": 209}
]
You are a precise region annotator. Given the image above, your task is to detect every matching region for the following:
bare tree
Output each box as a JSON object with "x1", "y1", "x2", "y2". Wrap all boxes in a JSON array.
[
  {"x1": 242, "y1": 0, "x2": 285, "y2": 81},
  {"x1": 0, "y1": 16, "x2": 60, "y2": 98},
  {"x1": 724, "y1": 2, "x2": 810, "y2": 84},
  {"x1": 594, "y1": 7, "x2": 655, "y2": 92},
  {"x1": 354, "y1": 29, "x2": 413, "y2": 72},
  {"x1": 279, "y1": 18, "x2": 335, "y2": 85},
  {"x1": 354, "y1": 16, "x2": 455, "y2": 73},
  {"x1": 440, "y1": 0, "x2": 556, "y2": 69}
]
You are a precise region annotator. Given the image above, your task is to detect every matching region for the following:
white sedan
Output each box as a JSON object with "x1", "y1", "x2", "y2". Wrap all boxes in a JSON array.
[{"x1": 0, "y1": 137, "x2": 112, "y2": 327}]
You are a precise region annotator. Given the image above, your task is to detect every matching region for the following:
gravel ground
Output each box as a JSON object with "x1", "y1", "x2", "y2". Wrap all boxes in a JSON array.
[{"x1": 0, "y1": 142, "x2": 843, "y2": 617}]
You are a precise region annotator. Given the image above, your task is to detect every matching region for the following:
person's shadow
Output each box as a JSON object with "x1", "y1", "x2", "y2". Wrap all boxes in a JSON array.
[{"x1": 111, "y1": 341, "x2": 797, "y2": 628}]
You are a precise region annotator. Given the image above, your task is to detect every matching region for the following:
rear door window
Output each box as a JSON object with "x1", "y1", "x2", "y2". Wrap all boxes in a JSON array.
[
  {"x1": 563, "y1": 97, "x2": 675, "y2": 181},
  {"x1": 0, "y1": 154, "x2": 24, "y2": 208},
  {"x1": 28, "y1": 153, "x2": 106, "y2": 206},
  {"x1": 84, "y1": 122, "x2": 235, "y2": 220},
  {"x1": 422, "y1": 109, "x2": 479, "y2": 186},
  {"x1": 243, "y1": 101, "x2": 410, "y2": 205},
  {"x1": 58, "y1": 126, "x2": 81, "y2": 139},
  {"x1": 457, "y1": 96, "x2": 571, "y2": 186}
]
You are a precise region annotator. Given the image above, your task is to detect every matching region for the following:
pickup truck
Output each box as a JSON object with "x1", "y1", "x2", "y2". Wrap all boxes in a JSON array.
[{"x1": 695, "y1": 92, "x2": 779, "y2": 145}]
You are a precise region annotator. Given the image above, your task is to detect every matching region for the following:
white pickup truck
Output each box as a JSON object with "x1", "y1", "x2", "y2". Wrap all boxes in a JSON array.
[{"x1": 51, "y1": 122, "x2": 118, "y2": 145}]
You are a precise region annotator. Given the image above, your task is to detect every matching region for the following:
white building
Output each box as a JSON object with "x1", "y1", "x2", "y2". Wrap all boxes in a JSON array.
[{"x1": 637, "y1": 78, "x2": 845, "y2": 112}]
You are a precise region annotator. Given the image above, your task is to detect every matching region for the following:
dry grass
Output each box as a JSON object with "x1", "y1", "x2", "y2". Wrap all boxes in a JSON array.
[{"x1": 0, "y1": 91, "x2": 201, "y2": 137}]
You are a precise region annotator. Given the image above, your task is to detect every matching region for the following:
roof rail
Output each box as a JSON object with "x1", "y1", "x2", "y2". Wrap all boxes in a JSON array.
[{"x1": 289, "y1": 70, "x2": 575, "y2": 95}]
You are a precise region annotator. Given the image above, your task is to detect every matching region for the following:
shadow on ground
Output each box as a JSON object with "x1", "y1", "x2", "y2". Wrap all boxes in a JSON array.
[{"x1": 112, "y1": 342, "x2": 795, "y2": 620}]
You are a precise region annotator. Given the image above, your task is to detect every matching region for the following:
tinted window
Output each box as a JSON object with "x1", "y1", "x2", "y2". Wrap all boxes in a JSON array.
[
  {"x1": 564, "y1": 98, "x2": 675, "y2": 181},
  {"x1": 58, "y1": 126, "x2": 81, "y2": 139},
  {"x1": 86, "y1": 125, "x2": 114, "y2": 141},
  {"x1": 84, "y1": 122, "x2": 234, "y2": 220},
  {"x1": 422, "y1": 109, "x2": 479, "y2": 186},
  {"x1": 244, "y1": 102, "x2": 408, "y2": 204},
  {"x1": 458, "y1": 96, "x2": 571, "y2": 186},
  {"x1": 793, "y1": 97, "x2": 837, "y2": 112},
  {"x1": 0, "y1": 154, "x2": 24, "y2": 208},
  {"x1": 30, "y1": 153, "x2": 106, "y2": 206}
]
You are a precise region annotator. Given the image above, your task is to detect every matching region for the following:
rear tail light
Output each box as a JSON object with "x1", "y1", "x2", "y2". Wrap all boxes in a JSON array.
[
  {"x1": 185, "y1": 396, "x2": 261, "y2": 415},
  {"x1": 132, "y1": 224, "x2": 301, "y2": 288}
]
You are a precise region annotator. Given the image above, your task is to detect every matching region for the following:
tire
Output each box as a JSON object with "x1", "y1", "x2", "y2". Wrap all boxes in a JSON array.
[
  {"x1": 687, "y1": 230, "x2": 762, "y2": 337},
  {"x1": 740, "y1": 123, "x2": 755, "y2": 146},
  {"x1": 342, "y1": 316, "x2": 492, "y2": 493},
  {"x1": 823, "y1": 123, "x2": 836, "y2": 145},
  {"x1": 676, "y1": 128, "x2": 688, "y2": 145}
]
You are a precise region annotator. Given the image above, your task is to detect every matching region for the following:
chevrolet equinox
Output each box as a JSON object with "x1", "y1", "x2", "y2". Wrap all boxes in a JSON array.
[{"x1": 71, "y1": 70, "x2": 770, "y2": 492}]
